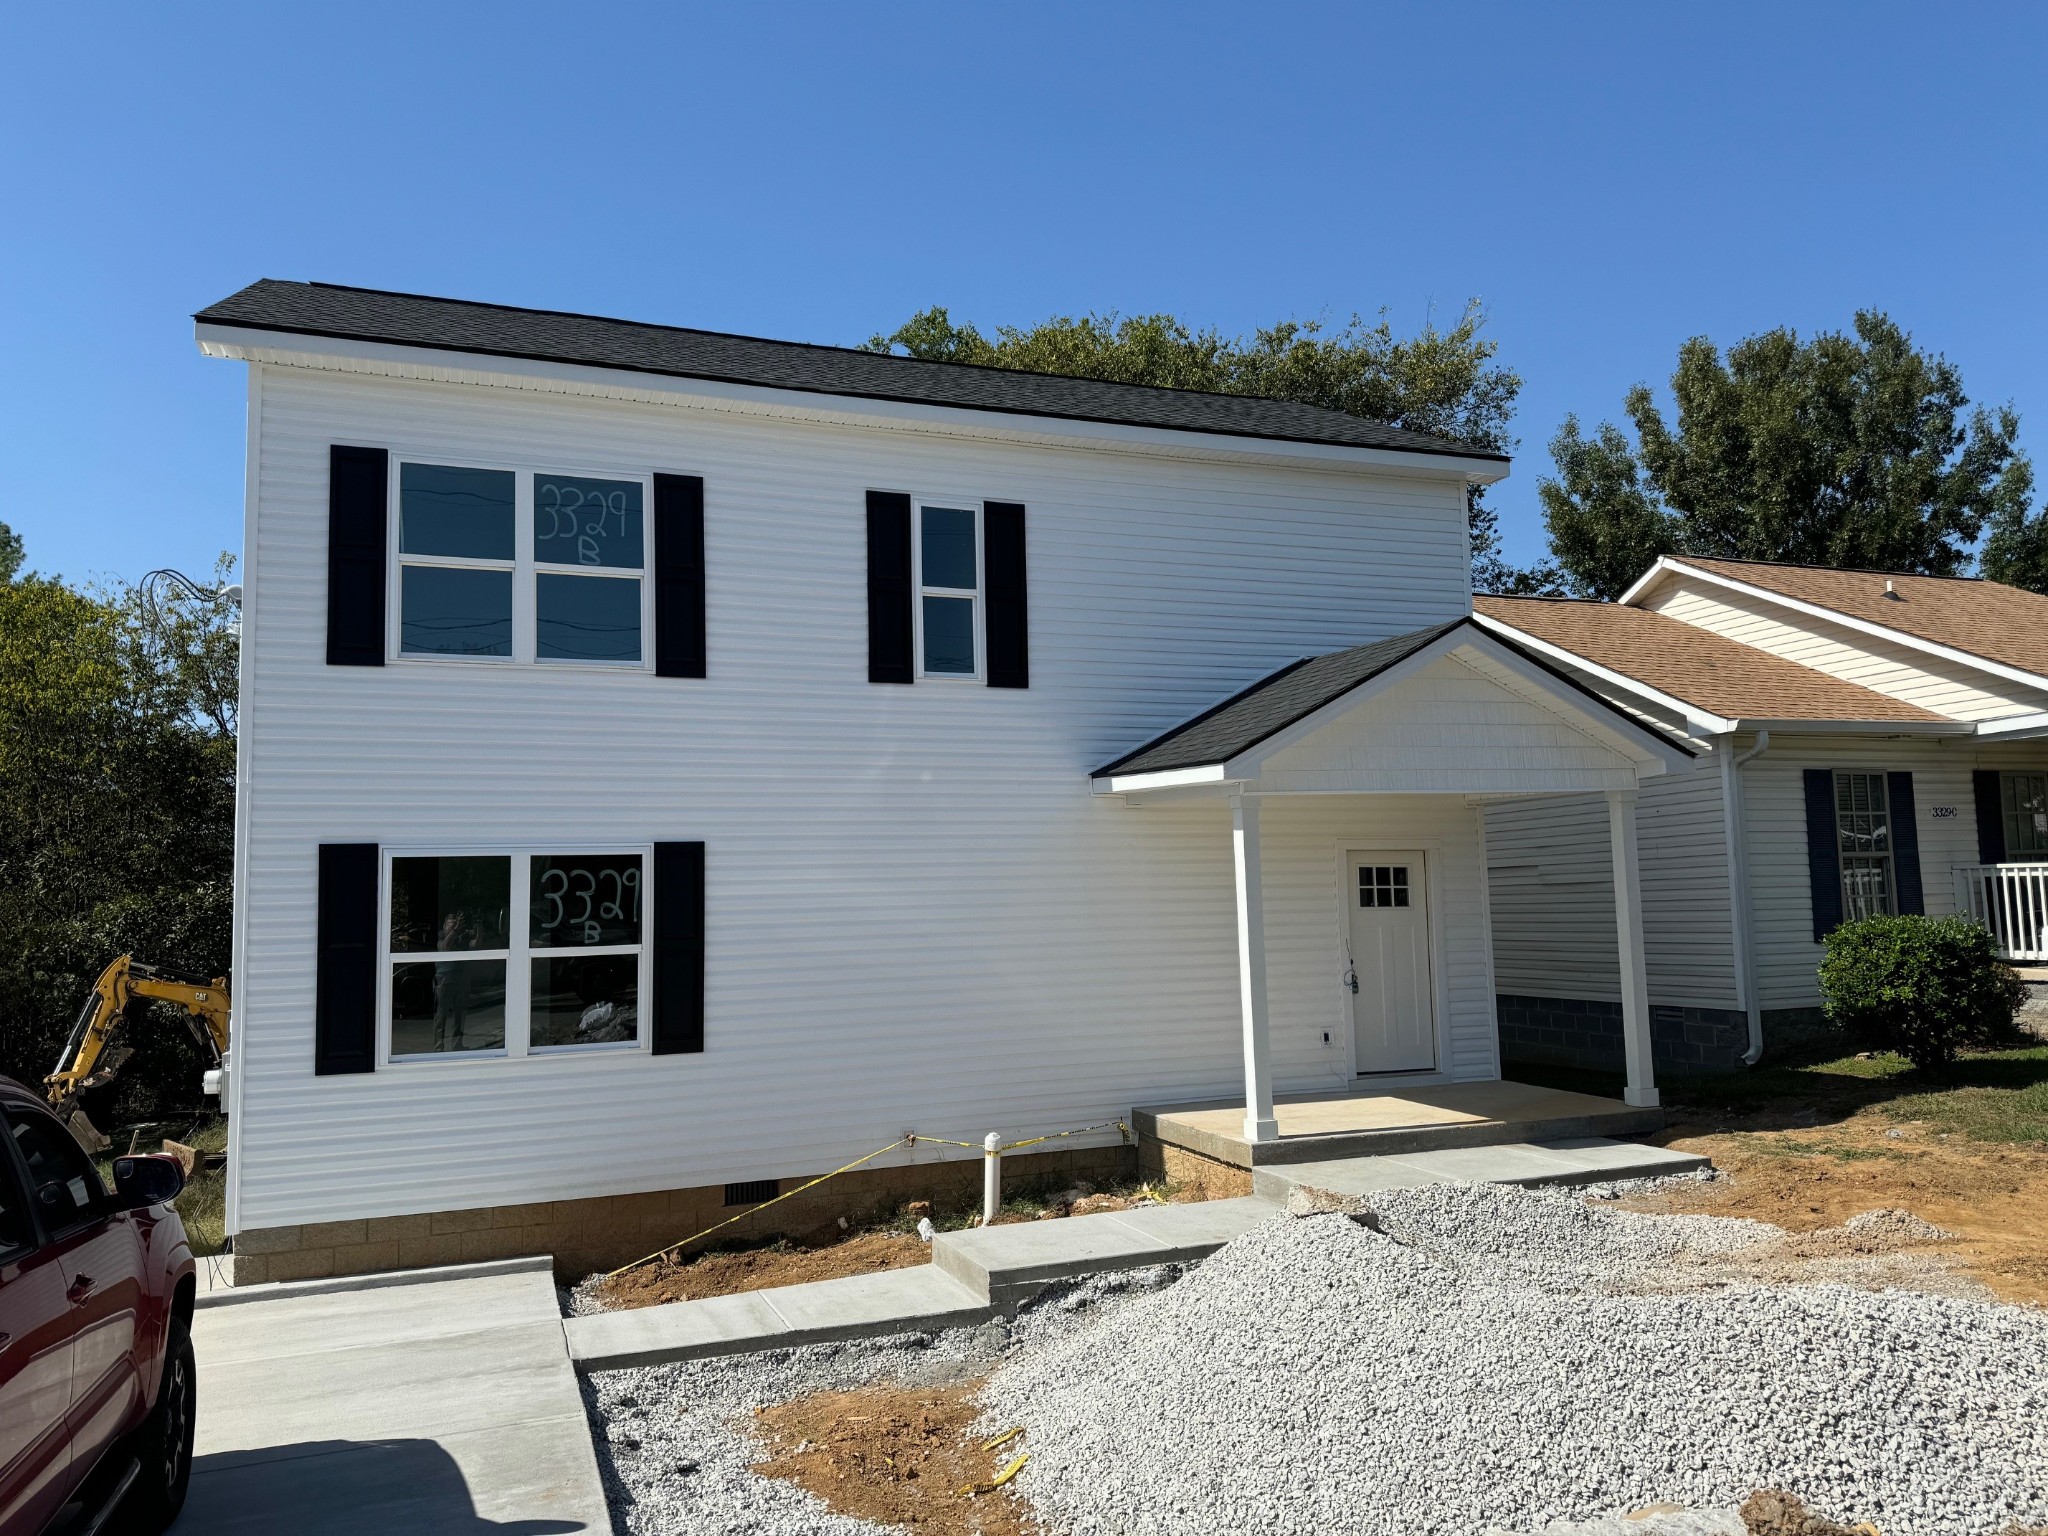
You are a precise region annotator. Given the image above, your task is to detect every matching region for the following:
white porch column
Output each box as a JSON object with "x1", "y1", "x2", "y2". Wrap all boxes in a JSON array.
[
  {"x1": 1231, "y1": 788, "x2": 1279, "y2": 1143},
  {"x1": 1606, "y1": 787, "x2": 1659, "y2": 1108}
]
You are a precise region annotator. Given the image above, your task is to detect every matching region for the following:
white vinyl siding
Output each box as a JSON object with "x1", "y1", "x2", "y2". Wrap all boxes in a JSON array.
[
  {"x1": 1640, "y1": 579, "x2": 2048, "y2": 721},
  {"x1": 1484, "y1": 758, "x2": 1737, "y2": 1012},
  {"x1": 229, "y1": 362, "x2": 1478, "y2": 1232}
]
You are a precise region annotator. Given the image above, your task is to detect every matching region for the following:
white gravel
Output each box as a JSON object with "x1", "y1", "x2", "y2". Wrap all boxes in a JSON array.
[
  {"x1": 982, "y1": 1183, "x2": 2048, "y2": 1536},
  {"x1": 585, "y1": 1181, "x2": 2048, "y2": 1536}
]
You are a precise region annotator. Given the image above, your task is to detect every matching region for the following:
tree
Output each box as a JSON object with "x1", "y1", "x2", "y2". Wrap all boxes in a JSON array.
[
  {"x1": 1980, "y1": 461, "x2": 2048, "y2": 594},
  {"x1": 1535, "y1": 312, "x2": 2038, "y2": 600},
  {"x1": 865, "y1": 303, "x2": 1527, "y2": 586},
  {"x1": 0, "y1": 518, "x2": 21, "y2": 582},
  {"x1": 0, "y1": 540, "x2": 238, "y2": 1126}
]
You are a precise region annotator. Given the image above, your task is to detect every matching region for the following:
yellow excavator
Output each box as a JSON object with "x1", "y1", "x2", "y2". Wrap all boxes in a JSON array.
[{"x1": 46, "y1": 955, "x2": 231, "y2": 1153}]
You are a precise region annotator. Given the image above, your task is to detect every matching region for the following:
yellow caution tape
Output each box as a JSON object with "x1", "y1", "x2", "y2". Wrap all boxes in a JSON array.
[
  {"x1": 959, "y1": 1451, "x2": 1030, "y2": 1496},
  {"x1": 979, "y1": 1426, "x2": 1025, "y2": 1454}
]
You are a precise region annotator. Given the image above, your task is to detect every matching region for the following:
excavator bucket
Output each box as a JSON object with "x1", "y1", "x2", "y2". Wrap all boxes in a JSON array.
[{"x1": 56, "y1": 1101, "x2": 110, "y2": 1155}]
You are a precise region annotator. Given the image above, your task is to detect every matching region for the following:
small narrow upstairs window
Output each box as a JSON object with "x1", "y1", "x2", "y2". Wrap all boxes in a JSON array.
[
  {"x1": 917, "y1": 504, "x2": 981, "y2": 677},
  {"x1": 1835, "y1": 771, "x2": 1895, "y2": 921},
  {"x1": 398, "y1": 465, "x2": 515, "y2": 657}
]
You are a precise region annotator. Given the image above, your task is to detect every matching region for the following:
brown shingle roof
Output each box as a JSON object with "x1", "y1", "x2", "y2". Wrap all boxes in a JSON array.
[
  {"x1": 1474, "y1": 595, "x2": 1949, "y2": 726},
  {"x1": 1657, "y1": 558, "x2": 2048, "y2": 680}
]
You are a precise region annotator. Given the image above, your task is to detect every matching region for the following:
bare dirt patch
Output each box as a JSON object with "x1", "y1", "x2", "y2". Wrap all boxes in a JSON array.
[
  {"x1": 1631, "y1": 1117, "x2": 2048, "y2": 1307},
  {"x1": 750, "y1": 1379, "x2": 1037, "y2": 1536}
]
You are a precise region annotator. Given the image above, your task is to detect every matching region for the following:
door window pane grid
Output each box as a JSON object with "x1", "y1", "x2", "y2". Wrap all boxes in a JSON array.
[
  {"x1": 1835, "y1": 772, "x2": 1895, "y2": 920},
  {"x1": 1359, "y1": 865, "x2": 1411, "y2": 909},
  {"x1": 387, "y1": 852, "x2": 645, "y2": 1061}
]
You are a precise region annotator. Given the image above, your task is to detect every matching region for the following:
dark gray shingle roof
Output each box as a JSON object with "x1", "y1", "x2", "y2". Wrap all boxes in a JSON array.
[
  {"x1": 1094, "y1": 617, "x2": 1695, "y2": 777},
  {"x1": 195, "y1": 281, "x2": 1505, "y2": 461},
  {"x1": 1095, "y1": 622, "x2": 1468, "y2": 776}
]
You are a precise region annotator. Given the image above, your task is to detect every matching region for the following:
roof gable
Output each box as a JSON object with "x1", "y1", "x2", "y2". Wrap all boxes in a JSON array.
[
  {"x1": 1626, "y1": 557, "x2": 2048, "y2": 683},
  {"x1": 196, "y1": 281, "x2": 1504, "y2": 462},
  {"x1": 1475, "y1": 594, "x2": 1949, "y2": 727}
]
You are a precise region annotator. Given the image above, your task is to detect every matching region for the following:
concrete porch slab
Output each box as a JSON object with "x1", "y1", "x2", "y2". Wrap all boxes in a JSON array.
[
  {"x1": 933, "y1": 1196, "x2": 1276, "y2": 1307},
  {"x1": 1137, "y1": 1078, "x2": 1661, "y2": 1167},
  {"x1": 1250, "y1": 1137, "x2": 1710, "y2": 1203}
]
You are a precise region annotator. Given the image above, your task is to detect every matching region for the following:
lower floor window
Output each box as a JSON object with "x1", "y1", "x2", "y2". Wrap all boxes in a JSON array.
[
  {"x1": 2004, "y1": 772, "x2": 2048, "y2": 857},
  {"x1": 386, "y1": 849, "x2": 646, "y2": 1061},
  {"x1": 1834, "y1": 771, "x2": 1895, "y2": 921}
]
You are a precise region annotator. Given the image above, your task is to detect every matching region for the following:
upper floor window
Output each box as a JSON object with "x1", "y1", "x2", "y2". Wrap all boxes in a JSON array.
[
  {"x1": 2005, "y1": 772, "x2": 2048, "y2": 857},
  {"x1": 1835, "y1": 770, "x2": 1895, "y2": 920},
  {"x1": 395, "y1": 461, "x2": 648, "y2": 666},
  {"x1": 917, "y1": 503, "x2": 981, "y2": 678}
]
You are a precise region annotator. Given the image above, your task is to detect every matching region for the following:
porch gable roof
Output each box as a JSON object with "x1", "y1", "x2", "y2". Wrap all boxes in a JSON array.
[{"x1": 1092, "y1": 617, "x2": 1694, "y2": 782}]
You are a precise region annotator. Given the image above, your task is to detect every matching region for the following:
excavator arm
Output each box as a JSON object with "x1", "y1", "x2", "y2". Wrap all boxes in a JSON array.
[{"x1": 47, "y1": 955, "x2": 230, "y2": 1152}]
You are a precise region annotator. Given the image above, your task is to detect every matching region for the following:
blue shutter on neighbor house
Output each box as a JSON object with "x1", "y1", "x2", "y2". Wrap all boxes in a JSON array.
[
  {"x1": 1803, "y1": 769, "x2": 1844, "y2": 941},
  {"x1": 651, "y1": 842, "x2": 705, "y2": 1055},
  {"x1": 653, "y1": 473, "x2": 706, "y2": 679},
  {"x1": 866, "y1": 491, "x2": 914, "y2": 684},
  {"x1": 315, "y1": 843, "x2": 379, "y2": 1075},
  {"x1": 1972, "y1": 769, "x2": 2008, "y2": 865},
  {"x1": 1887, "y1": 771, "x2": 1924, "y2": 915},
  {"x1": 983, "y1": 501, "x2": 1029, "y2": 689},
  {"x1": 327, "y1": 445, "x2": 388, "y2": 666}
]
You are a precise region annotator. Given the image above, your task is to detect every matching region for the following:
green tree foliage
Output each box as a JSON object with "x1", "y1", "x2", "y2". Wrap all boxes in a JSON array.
[
  {"x1": 0, "y1": 519, "x2": 22, "y2": 582},
  {"x1": 1535, "y1": 312, "x2": 2039, "y2": 599},
  {"x1": 866, "y1": 303, "x2": 1527, "y2": 587},
  {"x1": 0, "y1": 546, "x2": 238, "y2": 1125},
  {"x1": 1818, "y1": 914, "x2": 2026, "y2": 1072}
]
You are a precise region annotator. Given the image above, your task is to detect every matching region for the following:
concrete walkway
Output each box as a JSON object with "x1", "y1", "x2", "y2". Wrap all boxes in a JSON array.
[
  {"x1": 176, "y1": 1256, "x2": 608, "y2": 1534},
  {"x1": 565, "y1": 1135, "x2": 1707, "y2": 1372}
]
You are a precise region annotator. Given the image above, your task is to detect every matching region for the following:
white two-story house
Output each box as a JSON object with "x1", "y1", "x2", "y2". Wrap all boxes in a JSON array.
[{"x1": 197, "y1": 280, "x2": 1688, "y2": 1283}]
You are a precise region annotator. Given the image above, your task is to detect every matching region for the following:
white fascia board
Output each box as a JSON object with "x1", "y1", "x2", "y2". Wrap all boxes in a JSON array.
[
  {"x1": 195, "y1": 324, "x2": 1510, "y2": 483},
  {"x1": 1731, "y1": 717, "x2": 1973, "y2": 737},
  {"x1": 1976, "y1": 711, "x2": 2048, "y2": 740},
  {"x1": 1090, "y1": 764, "x2": 1233, "y2": 796},
  {"x1": 1468, "y1": 611, "x2": 1734, "y2": 736},
  {"x1": 1620, "y1": 557, "x2": 2048, "y2": 698}
]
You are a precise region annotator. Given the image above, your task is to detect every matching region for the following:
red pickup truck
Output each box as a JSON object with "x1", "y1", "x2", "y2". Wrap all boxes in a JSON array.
[{"x1": 0, "y1": 1075, "x2": 196, "y2": 1535}]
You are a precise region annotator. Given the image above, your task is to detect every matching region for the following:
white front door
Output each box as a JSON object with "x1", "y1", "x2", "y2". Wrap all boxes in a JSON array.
[{"x1": 1347, "y1": 853, "x2": 1436, "y2": 1074}]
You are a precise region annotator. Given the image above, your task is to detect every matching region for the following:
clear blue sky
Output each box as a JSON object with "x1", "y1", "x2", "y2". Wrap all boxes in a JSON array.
[{"x1": 5, "y1": 2, "x2": 2044, "y2": 584}]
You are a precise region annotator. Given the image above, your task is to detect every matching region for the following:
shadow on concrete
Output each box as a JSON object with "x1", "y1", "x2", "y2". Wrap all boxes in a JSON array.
[{"x1": 174, "y1": 1438, "x2": 592, "y2": 1534}]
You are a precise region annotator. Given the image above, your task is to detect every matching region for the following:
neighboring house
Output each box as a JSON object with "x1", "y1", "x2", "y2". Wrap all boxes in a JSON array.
[
  {"x1": 1477, "y1": 558, "x2": 2048, "y2": 1075},
  {"x1": 196, "y1": 280, "x2": 1691, "y2": 1283}
]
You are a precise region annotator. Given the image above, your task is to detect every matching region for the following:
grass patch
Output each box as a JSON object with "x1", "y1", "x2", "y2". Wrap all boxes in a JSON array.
[
  {"x1": 1509, "y1": 1044, "x2": 2048, "y2": 1145},
  {"x1": 93, "y1": 1114, "x2": 228, "y2": 1255}
]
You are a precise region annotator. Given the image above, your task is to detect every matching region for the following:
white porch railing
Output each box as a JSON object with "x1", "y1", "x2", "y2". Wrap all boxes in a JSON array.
[{"x1": 1953, "y1": 863, "x2": 2048, "y2": 962}]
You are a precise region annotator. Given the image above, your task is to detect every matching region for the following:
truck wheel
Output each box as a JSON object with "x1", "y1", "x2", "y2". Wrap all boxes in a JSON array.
[{"x1": 118, "y1": 1319, "x2": 196, "y2": 1533}]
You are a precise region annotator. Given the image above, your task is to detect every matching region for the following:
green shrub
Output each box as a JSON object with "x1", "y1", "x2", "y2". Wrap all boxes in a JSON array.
[{"x1": 1818, "y1": 914, "x2": 2026, "y2": 1071}]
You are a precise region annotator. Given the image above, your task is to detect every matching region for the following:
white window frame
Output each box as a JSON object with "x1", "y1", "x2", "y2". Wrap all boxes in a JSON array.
[
  {"x1": 1834, "y1": 770, "x2": 1897, "y2": 921},
  {"x1": 2003, "y1": 771, "x2": 2048, "y2": 858},
  {"x1": 912, "y1": 498, "x2": 985, "y2": 682},
  {"x1": 388, "y1": 455, "x2": 656, "y2": 671},
  {"x1": 377, "y1": 845, "x2": 655, "y2": 1067}
]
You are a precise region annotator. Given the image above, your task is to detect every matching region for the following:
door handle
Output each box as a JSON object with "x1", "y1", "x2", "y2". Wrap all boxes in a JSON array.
[{"x1": 67, "y1": 1274, "x2": 95, "y2": 1305}]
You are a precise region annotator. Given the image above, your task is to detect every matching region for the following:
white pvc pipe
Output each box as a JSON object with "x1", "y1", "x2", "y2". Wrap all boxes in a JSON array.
[{"x1": 982, "y1": 1131, "x2": 1002, "y2": 1226}]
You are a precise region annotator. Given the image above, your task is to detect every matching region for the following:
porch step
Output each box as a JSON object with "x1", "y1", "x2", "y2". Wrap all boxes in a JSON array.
[
  {"x1": 931, "y1": 1196, "x2": 1278, "y2": 1308},
  {"x1": 1251, "y1": 1137, "x2": 1710, "y2": 1203}
]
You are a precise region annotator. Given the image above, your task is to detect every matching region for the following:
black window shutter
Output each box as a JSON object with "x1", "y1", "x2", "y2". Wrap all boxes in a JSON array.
[
  {"x1": 867, "y1": 490, "x2": 914, "y2": 684},
  {"x1": 1887, "y1": 771, "x2": 1924, "y2": 915},
  {"x1": 328, "y1": 445, "x2": 388, "y2": 666},
  {"x1": 651, "y1": 842, "x2": 705, "y2": 1055},
  {"x1": 1972, "y1": 769, "x2": 2008, "y2": 865},
  {"x1": 1803, "y1": 768, "x2": 1844, "y2": 941},
  {"x1": 653, "y1": 473, "x2": 707, "y2": 679},
  {"x1": 983, "y1": 501, "x2": 1029, "y2": 689},
  {"x1": 315, "y1": 843, "x2": 379, "y2": 1075}
]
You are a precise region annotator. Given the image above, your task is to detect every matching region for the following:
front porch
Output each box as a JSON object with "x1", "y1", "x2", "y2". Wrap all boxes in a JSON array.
[{"x1": 1136, "y1": 1077, "x2": 1660, "y2": 1168}]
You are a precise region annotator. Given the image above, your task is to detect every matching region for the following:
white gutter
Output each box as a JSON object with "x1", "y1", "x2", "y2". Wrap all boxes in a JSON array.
[
  {"x1": 1718, "y1": 730, "x2": 1771, "y2": 1065},
  {"x1": 1976, "y1": 711, "x2": 2048, "y2": 740}
]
